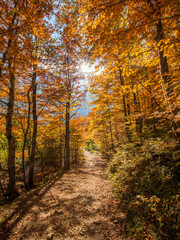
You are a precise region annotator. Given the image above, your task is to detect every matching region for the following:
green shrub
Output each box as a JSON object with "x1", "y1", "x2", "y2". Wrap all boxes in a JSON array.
[
  {"x1": 85, "y1": 140, "x2": 98, "y2": 152},
  {"x1": 107, "y1": 138, "x2": 180, "y2": 240}
]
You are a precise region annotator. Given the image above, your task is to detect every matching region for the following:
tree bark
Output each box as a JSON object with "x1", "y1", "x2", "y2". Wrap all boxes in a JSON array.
[
  {"x1": 107, "y1": 105, "x2": 115, "y2": 151},
  {"x1": 152, "y1": 0, "x2": 179, "y2": 142},
  {"x1": 104, "y1": 125, "x2": 110, "y2": 161},
  {"x1": 64, "y1": 56, "x2": 71, "y2": 171},
  {"x1": 59, "y1": 115, "x2": 63, "y2": 168},
  {"x1": 59, "y1": 142, "x2": 63, "y2": 168},
  {"x1": 0, "y1": 0, "x2": 19, "y2": 78},
  {"x1": 22, "y1": 85, "x2": 32, "y2": 189},
  {"x1": 6, "y1": 61, "x2": 18, "y2": 199},
  {"x1": 29, "y1": 65, "x2": 37, "y2": 189},
  {"x1": 114, "y1": 118, "x2": 119, "y2": 142},
  {"x1": 118, "y1": 68, "x2": 132, "y2": 141},
  {"x1": 64, "y1": 100, "x2": 70, "y2": 170}
]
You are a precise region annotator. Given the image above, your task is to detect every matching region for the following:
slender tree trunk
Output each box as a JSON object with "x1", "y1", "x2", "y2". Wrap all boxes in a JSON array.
[
  {"x1": 114, "y1": 118, "x2": 119, "y2": 142},
  {"x1": 59, "y1": 142, "x2": 62, "y2": 167},
  {"x1": 107, "y1": 105, "x2": 115, "y2": 151},
  {"x1": 147, "y1": 0, "x2": 172, "y2": 99},
  {"x1": 6, "y1": 61, "x2": 18, "y2": 199},
  {"x1": 59, "y1": 115, "x2": 63, "y2": 168},
  {"x1": 155, "y1": 19, "x2": 174, "y2": 101},
  {"x1": 118, "y1": 68, "x2": 132, "y2": 141},
  {"x1": 133, "y1": 90, "x2": 143, "y2": 135},
  {"x1": 40, "y1": 152, "x2": 44, "y2": 174},
  {"x1": 104, "y1": 125, "x2": 111, "y2": 161},
  {"x1": 147, "y1": 0, "x2": 179, "y2": 142},
  {"x1": 64, "y1": 100, "x2": 70, "y2": 170},
  {"x1": 22, "y1": 143, "x2": 27, "y2": 189},
  {"x1": 156, "y1": 19, "x2": 179, "y2": 141},
  {"x1": 0, "y1": 0, "x2": 18, "y2": 78},
  {"x1": 74, "y1": 141, "x2": 78, "y2": 163},
  {"x1": 29, "y1": 65, "x2": 37, "y2": 189},
  {"x1": 64, "y1": 56, "x2": 71, "y2": 170},
  {"x1": 22, "y1": 85, "x2": 32, "y2": 189}
]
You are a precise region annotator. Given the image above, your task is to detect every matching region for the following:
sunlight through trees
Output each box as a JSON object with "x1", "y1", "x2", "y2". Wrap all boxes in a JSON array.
[{"x1": 0, "y1": 1, "x2": 179, "y2": 239}]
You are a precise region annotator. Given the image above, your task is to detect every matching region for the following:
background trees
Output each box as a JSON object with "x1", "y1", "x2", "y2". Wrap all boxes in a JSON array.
[
  {"x1": 80, "y1": 0, "x2": 179, "y2": 149},
  {"x1": 0, "y1": 0, "x2": 55, "y2": 198},
  {"x1": 0, "y1": 0, "x2": 179, "y2": 238},
  {"x1": 79, "y1": 1, "x2": 179, "y2": 238},
  {"x1": 0, "y1": 0, "x2": 85, "y2": 199}
]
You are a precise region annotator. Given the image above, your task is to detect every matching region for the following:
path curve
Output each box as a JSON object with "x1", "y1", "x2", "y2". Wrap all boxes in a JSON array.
[{"x1": 0, "y1": 151, "x2": 128, "y2": 240}]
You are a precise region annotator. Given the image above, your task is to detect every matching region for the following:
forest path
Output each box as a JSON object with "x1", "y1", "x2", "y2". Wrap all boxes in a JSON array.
[{"x1": 0, "y1": 151, "x2": 128, "y2": 240}]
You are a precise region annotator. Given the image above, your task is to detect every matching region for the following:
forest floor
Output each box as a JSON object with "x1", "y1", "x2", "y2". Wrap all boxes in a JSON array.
[{"x1": 0, "y1": 151, "x2": 131, "y2": 240}]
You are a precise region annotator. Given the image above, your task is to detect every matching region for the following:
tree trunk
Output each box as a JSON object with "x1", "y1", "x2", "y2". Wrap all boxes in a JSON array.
[
  {"x1": 59, "y1": 115, "x2": 63, "y2": 168},
  {"x1": 104, "y1": 125, "x2": 111, "y2": 161},
  {"x1": 114, "y1": 118, "x2": 119, "y2": 142},
  {"x1": 40, "y1": 152, "x2": 44, "y2": 174},
  {"x1": 107, "y1": 105, "x2": 115, "y2": 151},
  {"x1": 118, "y1": 68, "x2": 132, "y2": 141},
  {"x1": 22, "y1": 85, "x2": 32, "y2": 189},
  {"x1": 133, "y1": 91, "x2": 143, "y2": 135},
  {"x1": 156, "y1": 20, "x2": 172, "y2": 96},
  {"x1": 0, "y1": 0, "x2": 18, "y2": 78},
  {"x1": 29, "y1": 65, "x2": 37, "y2": 189},
  {"x1": 64, "y1": 55, "x2": 71, "y2": 170},
  {"x1": 156, "y1": 18, "x2": 179, "y2": 140},
  {"x1": 59, "y1": 142, "x2": 63, "y2": 168},
  {"x1": 64, "y1": 101, "x2": 70, "y2": 170},
  {"x1": 148, "y1": 0, "x2": 179, "y2": 142},
  {"x1": 6, "y1": 61, "x2": 18, "y2": 200},
  {"x1": 75, "y1": 146, "x2": 77, "y2": 163}
]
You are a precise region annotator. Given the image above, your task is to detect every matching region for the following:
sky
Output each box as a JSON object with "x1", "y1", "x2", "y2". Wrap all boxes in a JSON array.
[
  {"x1": 47, "y1": 14, "x2": 95, "y2": 117},
  {"x1": 77, "y1": 63, "x2": 95, "y2": 117},
  {"x1": 78, "y1": 91, "x2": 91, "y2": 117}
]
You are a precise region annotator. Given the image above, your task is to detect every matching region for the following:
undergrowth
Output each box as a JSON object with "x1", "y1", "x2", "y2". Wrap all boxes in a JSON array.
[{"x1": 107, "y1": 138, "x2": 180, "y2": 240}]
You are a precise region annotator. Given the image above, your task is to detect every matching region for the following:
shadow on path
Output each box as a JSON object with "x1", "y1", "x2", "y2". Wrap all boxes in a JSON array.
[
  {"x1": 0, "y1": 151, "x2": 129, "y2": 240},
  {"x1": 0, "y1": 172, "x2": 64, "y2": 240}
]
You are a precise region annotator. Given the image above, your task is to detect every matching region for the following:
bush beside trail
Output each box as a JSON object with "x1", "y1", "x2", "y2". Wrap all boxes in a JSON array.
[{"x1": 107, "y1": 138, "x2": 180, "y2": 240}]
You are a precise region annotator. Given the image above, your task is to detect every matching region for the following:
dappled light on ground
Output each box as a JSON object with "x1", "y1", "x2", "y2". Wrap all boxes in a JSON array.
[{"x1": 0, "y1": 151, "x2": 128, "y2": 240}]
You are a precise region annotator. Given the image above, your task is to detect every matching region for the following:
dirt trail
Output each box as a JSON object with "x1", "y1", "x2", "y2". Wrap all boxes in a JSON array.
[{"x1": 0, "y1": 151, "x2": 129, "y2": 240}]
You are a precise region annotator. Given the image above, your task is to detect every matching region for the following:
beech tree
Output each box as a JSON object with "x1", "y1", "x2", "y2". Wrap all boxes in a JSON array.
[
  {"x1": 0, "y1": 0, "x2": 54, "y2": 196},
  {"x1": 79, "y1": 0, "x2": 179, "y2": 144},
  {"x1": 55, "y1": 0, "x2": 86, "y2": 170}
]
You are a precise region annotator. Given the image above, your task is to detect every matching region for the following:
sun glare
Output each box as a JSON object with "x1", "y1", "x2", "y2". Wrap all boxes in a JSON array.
[{"x1": 80, "y1": 63, "x2": 95, "y2": 73}]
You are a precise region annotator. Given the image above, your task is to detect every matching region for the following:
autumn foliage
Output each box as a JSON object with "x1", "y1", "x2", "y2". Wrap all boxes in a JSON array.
[
  {"x1": 0, "y1": 0, "x2": 179, "y2": 239},
  {"x1": 0, "y1": 0, "x2": 86, "y2": 199},
  {"x1": 79, "y1": 0, "x2": 179, "y2": 239}
]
